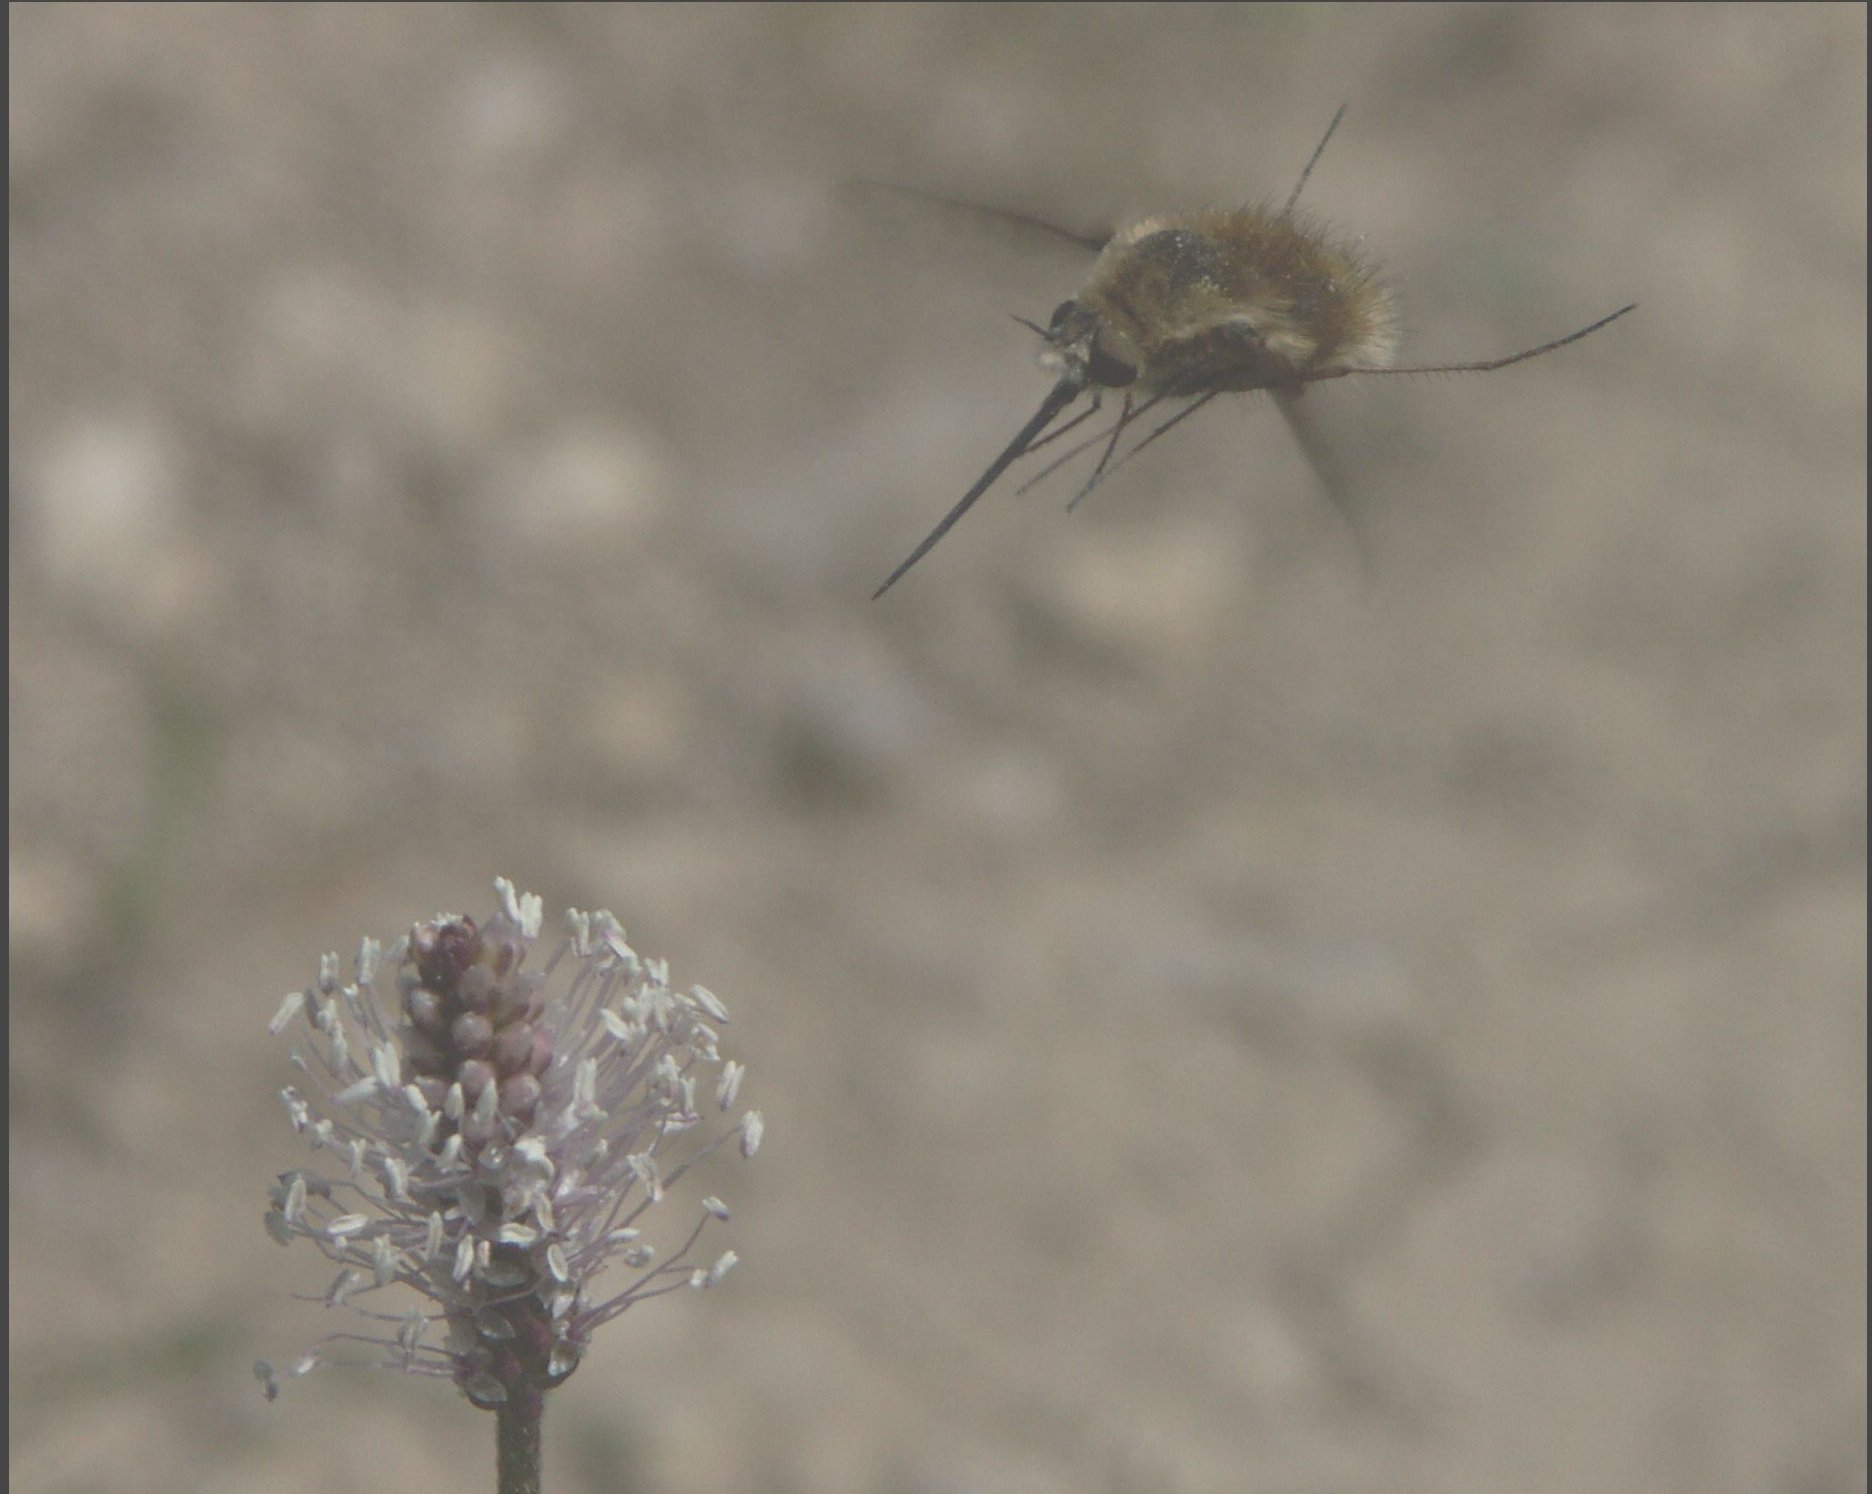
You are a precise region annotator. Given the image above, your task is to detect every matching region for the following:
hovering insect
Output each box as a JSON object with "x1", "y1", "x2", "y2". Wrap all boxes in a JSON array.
[{"x1": 871, "y1": 107, "x2": 1635, "y2": 598}]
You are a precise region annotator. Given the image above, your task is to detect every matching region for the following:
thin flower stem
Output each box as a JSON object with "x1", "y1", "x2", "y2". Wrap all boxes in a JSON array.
[{"x1": 497, "y1": 1396, "x2": 544, "y2": 1494}]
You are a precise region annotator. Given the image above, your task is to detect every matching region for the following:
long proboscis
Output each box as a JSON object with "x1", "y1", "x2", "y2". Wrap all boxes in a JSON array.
[{"x1": 872, "y1": 378, "x2": 1085, "y2": 599}]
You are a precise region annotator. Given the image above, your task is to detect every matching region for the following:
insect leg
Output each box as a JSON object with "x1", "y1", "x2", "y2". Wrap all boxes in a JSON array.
[{"x1": 1065, "y1": 390, "x2": 1217, "y2": 511}]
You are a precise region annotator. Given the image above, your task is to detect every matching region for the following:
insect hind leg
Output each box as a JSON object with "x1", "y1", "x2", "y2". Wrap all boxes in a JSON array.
[
  {"x1": 1065, "y1": 391, "x2": 1217, "y2": 511},
  {"x1": 1011, "y1": 391, "x2": 1138, "y2": 500}
]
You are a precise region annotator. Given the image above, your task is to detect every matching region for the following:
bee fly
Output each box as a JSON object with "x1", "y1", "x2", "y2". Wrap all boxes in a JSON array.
[{"x1": 871, "y1": 107, "x2": 1634, "y2": 598}]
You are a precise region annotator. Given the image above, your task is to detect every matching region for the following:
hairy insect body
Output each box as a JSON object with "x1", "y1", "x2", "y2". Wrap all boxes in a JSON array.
[
  {"x1": 1064, "y1": 210, "x2": 1399, "y2": 397},
  {"x1": 869, "y1": 108, "x2": 1632, "y2": 598}
]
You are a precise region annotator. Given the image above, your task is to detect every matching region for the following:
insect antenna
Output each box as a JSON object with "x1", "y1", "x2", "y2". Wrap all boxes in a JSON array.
[{"x1": 873, "y1": 377, "x2": 1087, "y2": 598}]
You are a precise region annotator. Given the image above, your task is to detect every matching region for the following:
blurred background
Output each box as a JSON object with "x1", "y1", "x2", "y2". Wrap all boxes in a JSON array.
[{"x1": 9, "y1": 5, "x2": 1865, "y2": 1492}]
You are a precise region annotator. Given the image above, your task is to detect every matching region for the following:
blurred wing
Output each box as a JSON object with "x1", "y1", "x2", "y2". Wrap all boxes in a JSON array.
[
  {"x1": 1273, "y1": 387, "x2": 1374, "y2": 576},
  {"x1": 841, "y1": 179, "x2": 1112, "y2": 256}
]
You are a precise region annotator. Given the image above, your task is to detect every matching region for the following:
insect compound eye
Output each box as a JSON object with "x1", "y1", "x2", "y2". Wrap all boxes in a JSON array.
[
  {"x1": 1047, "y1": 300, "x2": 1080, "y2": 332},
  {"x1": 1085, "y1": 342, "x2": 1137, "y2": 388}
]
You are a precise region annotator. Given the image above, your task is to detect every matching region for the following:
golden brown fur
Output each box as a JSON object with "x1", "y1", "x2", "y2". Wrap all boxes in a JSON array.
[{"x1": 1079, "y1": 207, "x2": 1399, "y2": 393}]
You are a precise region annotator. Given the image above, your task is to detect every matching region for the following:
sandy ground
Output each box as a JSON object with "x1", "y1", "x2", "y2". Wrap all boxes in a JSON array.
[{"x1": 9, "y1": 6, "x2": 1865, "y2": 1492}]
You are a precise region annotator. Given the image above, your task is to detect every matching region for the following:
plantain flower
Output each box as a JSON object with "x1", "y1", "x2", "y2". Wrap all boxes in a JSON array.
[{"x1": 258, "y1": 877, "x2": 761, "y2": 1422}]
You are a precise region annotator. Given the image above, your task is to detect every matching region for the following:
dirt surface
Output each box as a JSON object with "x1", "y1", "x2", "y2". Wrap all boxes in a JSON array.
[{"x1": 10, "y1": 6, "x2": 1865, "y2": 1493}]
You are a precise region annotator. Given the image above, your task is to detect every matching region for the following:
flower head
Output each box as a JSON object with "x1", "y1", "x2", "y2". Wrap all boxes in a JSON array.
[{"x1": 259, "y1": 878, "x2": 761, "y2": 1414}]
